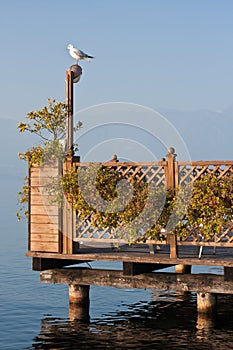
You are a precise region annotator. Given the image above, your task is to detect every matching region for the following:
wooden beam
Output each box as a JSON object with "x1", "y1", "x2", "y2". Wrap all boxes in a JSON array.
[
  {"x1": 26, "y1": 251, "x2": 233, "y2": 267},
  {"x1": 40, "y1": 268, "x2": 233, "y2": 294},
  {"x1": 32, "y1": 258, "x2": 84, "y2": 271},
  {"x1": 224, "y1": 267, "x2": 233, "y2": 281},
  {"x1": 123, "y1": 262, "x2": 174, "y2": 276}
]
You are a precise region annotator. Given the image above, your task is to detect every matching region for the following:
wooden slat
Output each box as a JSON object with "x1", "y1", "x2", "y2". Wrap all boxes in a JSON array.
[
  {"x1": 30, "y1": 194, "x2": 55, "y2": 205},
  {"x1": 27, "y1": 249, "x2": 233, "y2": 267},
  {"x1": 30, "y1": 242, "x2": 59, "y2": 252},
  {"x1": 178, "y1": 160, "x2": 233, "y2": 166},
  {"x1": 31, "y1": 214, "x2": 59, "y2": 224},
  {"x1": 30, "y1": 204, "x2": 58, "y2": 215},
  {"x1": 30, "y1": 223, "x2": 59, "y2": 233},
  {"x1": 74, "y1": 161, "x2": 163, "y2": 167},
  {"x1": 31, "y1": 234, "x2": 58, "y2": 242}
]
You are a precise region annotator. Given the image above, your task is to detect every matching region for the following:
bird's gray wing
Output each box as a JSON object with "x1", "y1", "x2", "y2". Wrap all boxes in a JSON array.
[{"x1": 73, "y1": 47, "x2": 88, "y2": 58}]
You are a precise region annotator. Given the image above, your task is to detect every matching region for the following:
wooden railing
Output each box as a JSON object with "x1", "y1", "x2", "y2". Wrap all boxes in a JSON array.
[
  {"x1": 177, "y1": 161, "x2": 233, "y2": 247},
  {"x1": 28, "y1": 149, "x2": 233, "y2": 255}
]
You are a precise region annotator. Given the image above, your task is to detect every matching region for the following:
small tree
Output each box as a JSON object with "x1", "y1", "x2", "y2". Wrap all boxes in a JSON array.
[{"x1": 17, "y1": 98, "x2": 82, "y2": 220}]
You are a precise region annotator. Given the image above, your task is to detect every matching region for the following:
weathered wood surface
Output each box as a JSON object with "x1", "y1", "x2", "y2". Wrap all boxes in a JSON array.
[
  {"x1": 26, "y1": 245, "x2": 233, "y2": 267},
  {"x1": 122, "y1": 262, "x2": 174, "y2": 276},
  {"x1": 32, "y1": 257, "x2": 84, "y2": 271},
  {"x1": 29, "y1": 164, "x2": 61, "y2": 253},
  {"x1": 28, "y1": 151, "x2": 233, "y2": 257},
  {"x1": 40, "y1": 268, "x2": 233, "y2": 294}
]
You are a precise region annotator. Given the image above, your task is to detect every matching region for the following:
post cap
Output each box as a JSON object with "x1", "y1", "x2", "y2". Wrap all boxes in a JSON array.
[
  {"x1": 67, "y1": 64, "x2": 82, "y2": 83},
  {"x1": 110, "y1": 154, "x2": 118, "y2": 162},
  {"x1": 167, "y1": 147, "x2": 175, "y2": 154}
]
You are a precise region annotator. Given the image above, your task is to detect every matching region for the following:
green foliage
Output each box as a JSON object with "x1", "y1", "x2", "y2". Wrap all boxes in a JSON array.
[
  {"x1": 61, "y1": 170, "x2": 233, "y2": 242},
  {"x1": 16, "y1": 176, "x2": 29, "y2": 221},
  {"x1": 17, "y1": 99, "x2": 82, "y2": 220},
  {"x1": 174, "y1": 175, "x2": 233, "y2": 239},
  {"x1": 17, "y1": 99, "x2": 69, "y2": 141},
  {"x1": 17, "y1": 98, "x2": 82, "y2": 167},
  {"x1": 62, "y1": 166, "x2": 149, "y2": 232}
]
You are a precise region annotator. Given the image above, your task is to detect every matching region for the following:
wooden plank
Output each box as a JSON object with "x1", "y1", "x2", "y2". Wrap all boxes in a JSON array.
[
  {"x1": 40, "y1": 268, "x2": 233, "y2": 294},
  {"x1": 30, "y1": 242, "x2": 59, "y2": 252},
  {"x1": 31, "y1": 215, "x2": 59, "y2": 224},
  {"x1": 224, "y1": 267, "x2": 233, "y2": 281},
  {"x1": 178, "y1": 161, "x2": 233, "y2": 166},
  {"x1": 123, "y1": 262, "x2": 174, "y2": 276},
  {"x1": 31, "y1": 233, "x2": 59, "y2": 241},
  {"x1": 30, "y1": 166, "x2": 59, "y2": 176},
  {"x1": 30, "y1": 204, "x2": 58, "y2": 215},
  {"x1": 74, "y1": 161, "x2": 163, "y2": 167},
  {"x1": 26, "y1": 250, "x2": 233, "y2": 267},
  {"x1": 30, "y1": 195, "x2": 55, "y2": 205},
  {"x1": 178, "y1": 241, "x2": 233, "y2": 247},
  {"x1": 33, "y1": 257, "x2": 83, "y2": 271},
  {"x1": 31, "y1": 223, "x2": 59, "y2": 233}
]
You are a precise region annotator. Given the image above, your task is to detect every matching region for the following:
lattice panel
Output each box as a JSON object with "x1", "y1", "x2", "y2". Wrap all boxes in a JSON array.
[
  {"x1": 74, "y1": 162, "x2": 166, "y2": 242},
  {"x1": 178, "y1": 162, "x2": 233, "y2": 185},
  {"x1": 178, "y1": 222, "x2": 233, "y2": 246},
  {"x1": 177, "y1": 161, "x2": 233, "y2": 246}
]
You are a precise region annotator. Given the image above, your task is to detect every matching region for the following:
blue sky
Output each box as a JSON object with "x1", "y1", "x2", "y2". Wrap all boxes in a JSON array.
[{"x1": 1, "y1": 0, "x2": 233, "y2": 121}]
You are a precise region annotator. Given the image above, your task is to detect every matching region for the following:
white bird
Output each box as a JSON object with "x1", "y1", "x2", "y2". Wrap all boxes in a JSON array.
[{"x1": 66, "y1": 43, "x2": 94, "y2": 63}]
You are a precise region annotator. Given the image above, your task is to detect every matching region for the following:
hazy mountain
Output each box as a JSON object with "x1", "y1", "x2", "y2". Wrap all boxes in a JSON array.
[{"x1": 158, "y1": 107, "x2": 233, "y2": 160}]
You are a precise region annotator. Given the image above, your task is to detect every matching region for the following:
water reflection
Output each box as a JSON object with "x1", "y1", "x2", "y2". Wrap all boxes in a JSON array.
[{"x1": 25, "y1": 292, "x2": 233, "y2": 350}]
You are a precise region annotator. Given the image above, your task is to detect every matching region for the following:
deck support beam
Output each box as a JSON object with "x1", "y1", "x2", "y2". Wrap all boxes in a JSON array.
[
  {"x1": 123, "y1": 262, "x2": 174, "y2": 276},
  {"x1": 32, "y1": 257, "x2": 83, "y2": 271},
  {"x1": 40, "y1": 268, "x2": 233, "y2": 294},
  {"x1": 197, "y1": 292, "x2": 217, "y2": 314},
  {"x1": 224, "y1": 267, "x2": 233, "y2": 281}
]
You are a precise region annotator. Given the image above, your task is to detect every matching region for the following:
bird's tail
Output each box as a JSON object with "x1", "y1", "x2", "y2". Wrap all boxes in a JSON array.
[{"x1": 83, "y1": 55, "x2": 95, "y2": 61}]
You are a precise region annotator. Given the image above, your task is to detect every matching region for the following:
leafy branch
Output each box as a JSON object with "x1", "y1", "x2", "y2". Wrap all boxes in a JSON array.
[{"x1": 17, "y1": 98, "x2": 82, "y2": 221}]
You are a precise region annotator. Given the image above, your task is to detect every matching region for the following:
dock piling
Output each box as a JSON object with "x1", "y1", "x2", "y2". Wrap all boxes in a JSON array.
[
  {"x1": 68, "y1": 284, "x2": 90, "y2": 322},
  {"x1": 197, "y1": 292, "x2": 217, "y2": 314}
]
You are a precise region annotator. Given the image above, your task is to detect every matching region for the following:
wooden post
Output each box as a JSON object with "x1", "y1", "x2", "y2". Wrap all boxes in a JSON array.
[
  {"x1": 65, "y1": 64, "x2": 82, "y2": 153},
  {"x1": 166, "y1": 147, "x2": 177, "y2": 190},
  {"x1": 62, "y1": 66, "x2": 82, "y2": 254},
  {"x1": 62, "y1": 156, "x2": 75, "y2": 254},
  {"x1": 197, "y1": 292, "x2": 217, "y2": 314},
  {"x1": 166, "y1": 148, "x2": 178, "y2": 259},
  {"x1": 68, "y1": 284, "x2": 90, "y2": 322},
  {"x1": 175, "y1": 264, "x2": 192, "y2": 274},
  {"x1": 66, "y1": 69, "x2": 74, "y2": 153},
  {"x1": 169, "y1": 233, "x2": 177, "y2": 259}
]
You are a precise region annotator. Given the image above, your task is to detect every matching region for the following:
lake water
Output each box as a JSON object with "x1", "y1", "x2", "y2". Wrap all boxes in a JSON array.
[{"x1": 1, "y1": 175, "x2": 233, "y2": 349}]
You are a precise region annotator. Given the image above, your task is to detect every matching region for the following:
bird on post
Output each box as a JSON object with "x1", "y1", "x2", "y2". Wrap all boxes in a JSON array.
[{"x1": 66, "y1": 43, "x2": 94, "y2": 63}]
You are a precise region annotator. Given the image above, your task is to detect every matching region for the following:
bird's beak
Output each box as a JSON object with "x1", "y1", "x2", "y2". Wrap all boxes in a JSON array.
[{"x1": 66, "y1": 47, "x2": 68, "y2": 50}]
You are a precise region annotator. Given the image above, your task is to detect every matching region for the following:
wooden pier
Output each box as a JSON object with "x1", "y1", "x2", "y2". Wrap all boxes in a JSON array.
[
  {"x1": 26, "y1": 67, "x2": 233, "y2": 322},
  {"x1": 27, "y1": 148, "x2": 233, "y2": 321}
]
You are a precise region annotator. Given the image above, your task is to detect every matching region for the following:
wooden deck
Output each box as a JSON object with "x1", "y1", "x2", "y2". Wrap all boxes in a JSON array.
[{"x1": 26, "y1": 244, "x2": 233, "y2": 268}]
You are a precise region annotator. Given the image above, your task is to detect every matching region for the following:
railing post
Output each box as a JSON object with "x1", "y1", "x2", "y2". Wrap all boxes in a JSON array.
[
  {"x1": 166, "y1": 147, "x2": 178, "y2": 259},
  {"x1": 62, "y1": 155, "x2": 74, "y2": 255},
  {"x1": 166, "y1": 147, "x2": 177, "y2": 190}
]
